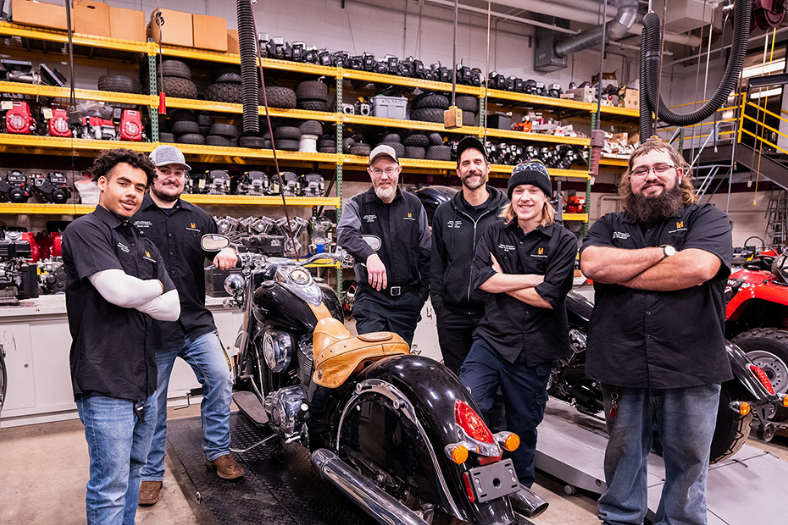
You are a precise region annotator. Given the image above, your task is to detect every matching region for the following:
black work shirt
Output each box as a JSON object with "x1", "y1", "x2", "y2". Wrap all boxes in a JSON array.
[
  {"x1": 131, "y1": 195, "x2": 219, "y2": 349},
  {"x1": 580, "y1": 203, "x2": 733, "y2": 388},
  {"x1": 471, "y1": 220, "x2": 578, "y2": 365},
  {"x1": 62, "y1": 205, "x2": 175, "y2": 401},
  {"x1": 337, "y1": 187, "x2": 431, "y2": 296}
]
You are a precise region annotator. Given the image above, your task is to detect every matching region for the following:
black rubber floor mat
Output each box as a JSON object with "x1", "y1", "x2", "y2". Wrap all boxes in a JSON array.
[{"x1": 167, "y1": 413, "x2": 378, "y2": 524}]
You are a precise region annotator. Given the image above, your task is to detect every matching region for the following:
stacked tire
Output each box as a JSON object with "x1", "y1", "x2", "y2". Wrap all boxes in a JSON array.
[
  {"x1": 206, "y1": 123, "x2": 239, "y2": 147},
  {"x1": 342, "y1": 136, "x2": 371, "y2": 157},
  {"x1": 205, "y1": 67, "x2": 243, "y2": 104},
  {"x1": 162, "y1": 109, "x2": 202, "y2": 145},
  {"x1": 295, "y1": 80, "x2": 330, "y2": 112},
  {"x1": 374, "y1": 132, "x2": 405, "y2": 159},
  {"x1": 154, "y1": 60, "x2": 198, "y2": 99},
  {"x1": 98, "y1": 75, "x2": 141, "y2": 94},
  {"x1": 409, "y1": 92, "x2": 477, "y2": 127},
  {"x1": 455, "y1": 95, "x2": 478, "y2": 127}
]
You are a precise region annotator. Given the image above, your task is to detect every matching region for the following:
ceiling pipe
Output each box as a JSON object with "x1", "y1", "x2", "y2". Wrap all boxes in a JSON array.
[
  {"x1": 555, "y1": 0, "x2": 639, "y2": 56},
  {"x1": 423, "y1": 0, "x2": 578, "y2": 34}
]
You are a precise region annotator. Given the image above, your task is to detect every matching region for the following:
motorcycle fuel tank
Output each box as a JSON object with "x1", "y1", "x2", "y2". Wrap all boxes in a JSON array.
[{"x1": 253, "y1": 280, "x2": 343, "y2": 332}]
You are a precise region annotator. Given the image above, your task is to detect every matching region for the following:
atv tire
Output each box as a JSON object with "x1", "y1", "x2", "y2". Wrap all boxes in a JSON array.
[
  {"x1": 197, "y1": 113, "x2": 214, "y2": 127},
  {"x1": 162, "y1": 77, "x2": 198, "y2": 99},
  {"x1": 159, "y1": 132, "x2": 175, "y2": 143},
  {"x1": 297, "y1": 99, "x2": 330, "y2": 112},
  {"x1": 318, "y1": 147, "x2": 337, "y2": 154},
  {"x1": 349, "y1": 144, "x2": 371, "y2": 156},
  {"x1": 462, "y1": 111, "x2": 476, "y2": 127},
  {"x1": 274, "y1": 138, "x2": 301, "y2": 151},
  {"x1": 177, "y1": 133, "x2": 206, "y2": 145},
  {"x1": 455, "y1": 95, "x2": 478, "y2": 113},
  {"x1": 404, "y1": 146, "x2": 426, "y2": 159},
  {"x1": 206, "y1": 135, "x2": 232, "y2": 147},
  {"x1": 160, "y1": 60, "x2": 191, "y2": 80},
  {"x1": 428, "y1": 132, "x2": 444, "y2": 145},
  {"x1": 411, "y1": 108, "x2": 445, "y2": 123},
  {"x1": 299, "y1": 120, "x2": 323, "y2": 136},
  {"x1": 426, "y1": 145, "x2": 452, "y2": 160},
  {"x1": 379, "y1": 142, "x2": 405, "y2": 158},
  {"x1": 403, "y1": 133, "x2": 429, "y2": 147},
  {"x1": 318, "y1": 140, "x2": 336, "y2": 149},
  {"x1": 171, "y1": 120, "x2": 200, "y2": 135},
  {"x1": 239, "y1": 136, "x2": 266, "y2": 148},
  {"x1": 342, "y1": 137, "x2": 356, "y2": 153},
  {"x1": 209, "y1": 123, "x2": 238, "y2": 138},
  {"x1": 168, "y1": 109, "x2": 197, "y2": 123},
  {"x1": 734, "y1": 328, "x2": 788, "y2": 397},
  {"x1": 205, "y1": 82, "x2": 243, "y2": 104},
  {"x1": 275, "y1": 126, "x2": 302, "y2": 140},
  {"x1": 296, "y1": 80, "x2": 328, "y2": 101},
  {"x1": 262, "y1": 86, "x2": 297, "y2": 109},
  {"x1": 98, "y1": 75, "x2": 140, "y2": 94},
  {"x1": 412, "y1": 92, "x2": 450, "y2": 110},
  {"x1": 213, "y1": 67, "x2": 242, "y2": 83}
]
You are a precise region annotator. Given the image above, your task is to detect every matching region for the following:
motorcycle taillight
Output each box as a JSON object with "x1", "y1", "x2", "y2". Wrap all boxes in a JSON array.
[
  {"x1": 750, "y1": 364, "x2": 776, "y2": 395},
  {"x1": 455, "y1": 399, "x2": 494, "y2": 444},
  {"x1": 462, "y1": 472, "x2": 475, "y2": 503}
]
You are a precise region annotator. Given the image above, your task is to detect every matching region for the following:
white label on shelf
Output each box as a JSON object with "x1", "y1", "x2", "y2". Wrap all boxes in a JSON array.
[
  {"x1": 1, "y1": 101, "x2": 12, "y2": 110},
  {"x1": 42, "y1": 108, "x2": 53, "y2": 120}
]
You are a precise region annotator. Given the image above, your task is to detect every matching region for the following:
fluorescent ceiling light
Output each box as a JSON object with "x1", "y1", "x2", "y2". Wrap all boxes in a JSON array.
[
  {"x1": 742, "y1": 60, "x2": 786, "y2": 79},
  {"x1": 751, "y1": 87, "x2": 783, "y2": 99}
]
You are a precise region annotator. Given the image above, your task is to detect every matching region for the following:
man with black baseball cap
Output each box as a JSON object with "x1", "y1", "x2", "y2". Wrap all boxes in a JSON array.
[
  {"x1": 460, "y1": 160, "x2": 577, "y2": 506},
  {"x1": 430, "y1": 136, "x2": 507, "y2": 373},
  {"x1": 337, "y1": 144, "x2": 431, "y2": 346}
]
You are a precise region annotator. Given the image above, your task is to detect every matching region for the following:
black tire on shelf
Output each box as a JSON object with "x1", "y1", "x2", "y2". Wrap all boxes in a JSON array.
[
  {"x1": 462, "y1": 111, "x2": 476, "y2": 127},
  {"x1": 198, "y1": 126, "x2": 211, "y2": 135},
  {"x1": 426, "y1": 145, "x2": 452, "y2": 160},
  {"x1": 197, "y1": 113, "x2": 214, "y2": 127},
  {"x1": 264, "y1": 140, "x2": 272, "y2": 149},
  {"x1": 428, "y1": 132, "x2": 444, "y2": 145},
  {"x1": 168, "y1": 108, "x2": 197, "y2": 122},
  {"x1": 98, "y1": 75, "x2": 140, "y2": 94},
  {"x1": 404, "y1": 146, "x2": 426, "y2": 159},
  {"x1": 403, "y1": 133, "x2": 429, "y2": 147},
  {"x1": 318, "y1": 147, "x2": 337, "y2": 154},
  {"x1": 297, "y1": 99, "x2": 330, "y2": 112},
  {"x1": 342, "y1": 137, "x2": 356, "y2": 153},
  {"x1": 274, "y1": 138, "x2": 301, "y2": 151},
  {"x1": 318, "y1": 140, "x2": 336, "y2": 149},
  {"x1": 159, "y1": 132, "x2": 175, "y2": 143},
  {"x1": 349, "y1": 144, "x2": 371, "y2": 156},
  {"x1": 412, "y1": 92, "x2": 450, "y2": 110},
  {"x1": 263, "y1": 132, "x2": 272, "y2": 140},
  {"x1": 209, "y1": 123, "x2": 239, "y2": 138},
  {"x1": 296, "y1": 80, "x2": 329, "y2": 100},
  {"x1": 380, "y1": 142, "x2": 405, "y2": 158},
  {"x1": 299, "y1": 120, "x2": 323, "y2": 136},
  {"x1": 320, "y1": 134, "x2": 336, "y2": 142},
  {"x1": 162, "y1": 77, "x2": 198, "y2": 99},
  {"x1": 734, "y1": 328, "x2": 788, "y2": 398},
  {"x1": 171, "y1": 120, "x2": 200, "y2": 135},
  {"x1": 206, "y1": 135, "x2": 232, "y2": 147},
  {"x1": 262, "y1": 86, "x2": 297, "y2": 109},
  {"x1": 411, "y1": 108, "x2": 445, "y2": 123},
  {"x1": 213, "y1": 67, "x2": 242, "y2": 83},
  {"x1": 275, "y1": 126, "x2": 302, "y2": 140},
  {"x1": 380, "y1": 132, "x2": 401, "y2": 143},
  {"x1": 205, "y1": 82, "x2": 243, "y2": 104},
  {"x1": 239, "y1": 136, "x2": 266, "y2": 148},
  {"x1": 229, "y1": 138, "x2": 238, "y2": 147},
  {"x1": 177, "y1": 133, "x2": 206, "y2": 145},
  {"x1": 160, "y1": 60, "x2": 192, "y2": 80},
  {"x1": 455, "y1": 95, "x2": 478, "y2": 113}
]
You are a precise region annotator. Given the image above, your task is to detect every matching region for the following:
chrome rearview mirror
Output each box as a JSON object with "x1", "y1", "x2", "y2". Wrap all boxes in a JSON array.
[{"x1": 201, "y1": 234, "x2": 230, "y2": 252}]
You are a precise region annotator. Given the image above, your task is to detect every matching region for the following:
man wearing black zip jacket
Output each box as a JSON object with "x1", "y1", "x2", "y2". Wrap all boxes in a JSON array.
[{"x1": 431, "y1": 137, "x2": 508, "y2": 373}]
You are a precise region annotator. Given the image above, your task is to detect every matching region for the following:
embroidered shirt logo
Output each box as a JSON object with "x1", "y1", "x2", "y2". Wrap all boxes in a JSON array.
[
  {"x1": 498, "y1": 243, "x2": 516, "y2": 252},
  {"x1": 668, "y1": 221, "x2": 688, "y2": 234},
  {"x1": 143, "y1": 250, "x2": 157, "y2": 263},
  {"x1": 117, "y1": 242, "x2": 130, "y2": 253},
  {"x1": 363, "y1": 214, "x2": 377, "y2": 223},
  {"x1": 190, "y1": 222, "x2": 196, "y2": 228},
  {"x1": 447, "y1": 220, "x2": 462, "y2": 228},
  {"x1": 676, "y1": 221, "x2": 684, "y2": 229},
  {"x1": 532, "y1": 247, "x2": 548, "y2": 259},
  {"x1": 133, "y1": 220, "x2": 151, "y2": 229},
  {"x1": 404, "y1": 212, "x2": 415, "y2": 221},
  {"x1": 538, "y1": 248, "x2": 544, "y2": 255},
  {"x1": 145, "y1": 251, "x2": 151, "y2": 258},
  {"x1": 613, "y1": 231, "x2": 630, "y2": 240}
]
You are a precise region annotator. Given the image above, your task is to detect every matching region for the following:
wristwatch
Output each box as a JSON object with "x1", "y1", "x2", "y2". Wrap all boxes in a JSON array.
[{"x1": 659, "y1": 244, "x2": 676, "y2": 262}]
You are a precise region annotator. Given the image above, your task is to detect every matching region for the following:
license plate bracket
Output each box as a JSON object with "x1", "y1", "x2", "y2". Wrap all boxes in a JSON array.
[{"x1": 468, "y1": 458, "x2": 519, "y2": 503}]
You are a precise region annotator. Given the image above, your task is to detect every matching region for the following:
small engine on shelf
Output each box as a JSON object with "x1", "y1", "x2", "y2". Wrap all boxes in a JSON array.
[
  {"x1": 119, "y1": 109, "x2": 144, "y2": 141},
  {"x1": 0, "y1": 232, "x2": 39, "y2": 305},
  {"x1": 0, "y1": 170, "x2": 30, "y2": 203},
  {"x1": 301, "y1": 173, "x2": 324, "y2": 197},
  {"x1": 32, "y1": 172, "x2": 71, "y2": 204},
  {"x1": 3, "y1": 101, "x2": 36, "y2": 134},
  {"x1": 47, "y1": 107, "x2": 72, "y2": 138},
  {"x1": 279, "y1": 172, "x2": 301, "y2": 196},
  {"x1": 206, "y1": 170, "x2": 231, "y2": 195},
  {"x1": 237, "y1": 170, "x2": 268, "y2": 196}
]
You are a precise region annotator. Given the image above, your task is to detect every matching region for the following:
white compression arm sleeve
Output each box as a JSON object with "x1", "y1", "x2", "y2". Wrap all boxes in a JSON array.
[
  {"x1": 88, "y1": 269, "x2": 164, "y2": 308},
  {"x1": 134, "y1": 289, "x2": 180, "y2": 322}
]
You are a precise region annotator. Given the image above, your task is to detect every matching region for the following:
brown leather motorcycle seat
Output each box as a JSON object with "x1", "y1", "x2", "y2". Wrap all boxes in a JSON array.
[{"x1": 312, "y1": 317, "x2": 408, "y2": 388}]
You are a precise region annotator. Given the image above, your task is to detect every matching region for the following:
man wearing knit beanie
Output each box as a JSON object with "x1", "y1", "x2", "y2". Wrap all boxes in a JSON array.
[{"x1": 459, "y1": 160, "x2": 578, "y2": 511}]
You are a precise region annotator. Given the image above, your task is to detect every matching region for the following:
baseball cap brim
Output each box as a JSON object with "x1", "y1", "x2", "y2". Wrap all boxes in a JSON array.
[
  {"x1": 155, "y1": 159, "x2": 192, "y2": 171},
  {"x1": 456, "y1": 136, "x2": 487, "y2": 163},
  {"x1": 369, "y1": 144, "x2": 399, "y2": 165}
]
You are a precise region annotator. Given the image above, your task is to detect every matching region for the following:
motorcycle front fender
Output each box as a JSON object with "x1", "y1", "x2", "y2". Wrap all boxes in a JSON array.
[
  {"x1": 330, "y1": 355, "x2": 517, "y2": 525},
  {"x1": 726, "y1": 280, "x2": 788, "y2": 321}
]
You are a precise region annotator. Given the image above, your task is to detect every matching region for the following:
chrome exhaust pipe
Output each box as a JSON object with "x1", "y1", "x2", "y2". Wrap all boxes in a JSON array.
[
  {"x1": 509, "y1": 484, "x2": 549, "y2": 518},
  {"x1": 311, "y1": 448, "x2": 429, "y2": 525}
]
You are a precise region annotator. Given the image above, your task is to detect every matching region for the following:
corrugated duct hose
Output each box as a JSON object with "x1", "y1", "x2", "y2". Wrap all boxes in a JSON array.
[
  {"x1": 237, "y1": 0, "x2": 259, "y2": 135},
  {"x1": 639, "y1": 0, "x2": 751, "y2": 139}
]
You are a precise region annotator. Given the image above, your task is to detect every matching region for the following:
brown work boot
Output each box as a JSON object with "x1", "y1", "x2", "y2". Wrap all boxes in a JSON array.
[
  {"x1": 138, "y1": 481, "x2": 162, "y2": 506},
  {"x1": 205, "y1": 454, "x2": 244, "y2": 480}
]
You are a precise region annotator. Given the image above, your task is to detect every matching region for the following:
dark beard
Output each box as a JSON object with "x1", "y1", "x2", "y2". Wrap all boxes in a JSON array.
[
  {"x1": 625, "y1": 184, "x2": 683, "y2": 224},
  {"x1": 151, "y1": 185, "x2": 180, "y2": 202}
]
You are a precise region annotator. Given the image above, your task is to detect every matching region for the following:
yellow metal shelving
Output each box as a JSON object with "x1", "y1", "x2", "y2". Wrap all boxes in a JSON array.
[
  {"x1": 485, "y1": 89, "x2": 595, "y2": 112},
  {"x1": 165, "y1": 97, "x2": 339, "y2": 122},
  {"x1": 488, "y1": 164, "x2": 589, "y2": 179},
  {"x1": 0, "y1": 22, "x2": 150, "y2": 54},
  {"x1": 600, "y1": 156, "x2": 629, "y2": 167},
  {"x1": 562, "y1": 213, "x2": 589, "y2": 222},
  {"x1": 598, "y1": 105, "x2": 639, "y2": 118},
  {"x1": 0, "y1": 134, "x2": 156, "y2": 153},
  {"x1": 0, "y1": 81, "x2": 154, "y2": 106},
  {"x1": 341, "y1": 69, "x2": 482, "y2": 95},
  {"x1": 484, "y1": 129, "x2": 590, "y2": 146},
  {"x1": 182, "y1": 195, "x2": 340, "y2": 207},
  {"x1": 0, "y1": 202, "x2": 95, "y2": 215},
  {"x1": 342, "y1": 113, "x2": 481, "y2": 135}
]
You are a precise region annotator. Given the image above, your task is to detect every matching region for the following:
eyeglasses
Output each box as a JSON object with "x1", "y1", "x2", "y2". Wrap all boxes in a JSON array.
[
  {"x1": 370, "y1": 167, "x2": 398, "y2": 176},
  {"x1": 631, "y1": 164, "x2": 676, "y2": 177}
]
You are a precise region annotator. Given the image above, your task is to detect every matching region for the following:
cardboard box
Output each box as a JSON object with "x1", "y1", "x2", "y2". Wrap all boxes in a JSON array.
[
  {"x1": 109, "y1": 6, "x2": 146, "y2": 42},
  {"x1": 11, "y1": 0, "x2": 67, "y2": 31},
  {"x1": 227, "y1": 30, "x2": 239, "y2": 54},
  {"x1": 620, "y1": 88, "x2": 639, "y2": 110},
  {"x1": 73, "y1": 0, "x2": 111, "y2": 38},
  {"x1": 147, "y1": 8, "x2": 193, "y2": 48},
  {"x1": 562, "y1": 87, "x2": 596, "y2": 103},
  {"x1": 193, "y1": 14, "x2": 227, "y2": 52}
]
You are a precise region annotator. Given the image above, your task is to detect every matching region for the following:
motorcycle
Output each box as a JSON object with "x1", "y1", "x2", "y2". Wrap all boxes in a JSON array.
[
  {"x1": 724, "y1": 237, "x2": 788, "y2": 402},
  {"x1": 203, "y1": 234, "x2": 547, "y2": 525},
  {"x1": 549, "y1": 291, "x2": 786, "y2": 459}
]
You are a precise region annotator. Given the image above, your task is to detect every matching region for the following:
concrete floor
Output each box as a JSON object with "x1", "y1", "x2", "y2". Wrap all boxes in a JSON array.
[{"x1": 2, "y1": 406, "x2": 787, "y2": 525}]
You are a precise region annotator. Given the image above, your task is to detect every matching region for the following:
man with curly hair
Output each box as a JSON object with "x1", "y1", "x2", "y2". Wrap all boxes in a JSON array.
[
  {"x1": 580, "y1": 138, "x2": 733, "y2": 525},
  {"x1": 62, "y1": 148, "x2": 181, "y2": 525}
]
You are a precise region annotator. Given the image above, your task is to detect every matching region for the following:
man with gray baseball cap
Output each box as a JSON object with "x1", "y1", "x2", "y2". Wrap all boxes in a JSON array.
[
  {"x1": 337, "y1": 144, "x2": 431, "y2": 346},
  {"x1": 133, "y1": 145, "x2": 243, "y2": 507}
]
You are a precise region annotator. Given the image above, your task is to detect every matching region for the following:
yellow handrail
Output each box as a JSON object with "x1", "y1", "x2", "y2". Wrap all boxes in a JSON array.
[{"x1": 741, "y1": 128, "x2": 788, "y2": 156}]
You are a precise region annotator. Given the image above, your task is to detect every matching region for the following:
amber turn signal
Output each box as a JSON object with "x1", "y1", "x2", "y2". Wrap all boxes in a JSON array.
[
  {"x1": 782, "y1": 395, "x2": 788, "y2": 408},
  {"x1": 451, "y1": 445, "x2": 469, "y2": 464},
  {"x1": 740, "y1": 402, "x2": 751, "y2": 416},
  {"x1": 503, "y1": 433, "x2": 520, "y2": 452}
]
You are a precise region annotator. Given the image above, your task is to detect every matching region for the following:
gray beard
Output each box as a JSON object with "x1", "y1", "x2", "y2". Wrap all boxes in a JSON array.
[
  {"x1": 375, "y1": 185, "x2": 397, "y2": 202},
  {"x1": 625, "y1": 184, "x2": 683, "y2": 224},
  {"x1": 461, "y1": 174, "x2": 485, "y2": 190}
]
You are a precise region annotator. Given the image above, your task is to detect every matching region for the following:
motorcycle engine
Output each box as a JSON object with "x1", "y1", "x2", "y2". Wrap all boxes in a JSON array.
[
  {"x1": 263, "y1": 385, "x2": 308, "y2": 442},
  {"x1": 258, "y1": 329, "x2": 294, "y2": 373},
  {"x1": 297, "y1": 335, "x2": 314, "y2": 385}
]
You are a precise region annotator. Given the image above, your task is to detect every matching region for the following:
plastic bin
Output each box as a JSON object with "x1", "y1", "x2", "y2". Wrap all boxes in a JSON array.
[{"x1": 371, "y1": 95, "x2": 408, "y2": 119}]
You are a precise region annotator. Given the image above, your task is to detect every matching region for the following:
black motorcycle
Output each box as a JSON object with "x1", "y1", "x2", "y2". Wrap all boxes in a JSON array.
[
  {"x1": 550, "y1": 291, "x2": 785, "y2": 461},
  {"x1": 203, "y1": 234, "x2": 547, "y2": 525}
]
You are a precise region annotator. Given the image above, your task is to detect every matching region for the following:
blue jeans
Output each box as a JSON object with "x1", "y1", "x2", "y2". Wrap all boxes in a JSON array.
[
  {"x1": 76, "y1": 393, "x2": 157, "y2": 525},
  {"x1": 458, "y1": 338, "x2": 551, "y2": 487},
  {"x1": 141, "y1": 331, "x2": 232, "y2": 482},
  {"x1": 599, "y1": 384, "x2": 721, "y2": 525}
]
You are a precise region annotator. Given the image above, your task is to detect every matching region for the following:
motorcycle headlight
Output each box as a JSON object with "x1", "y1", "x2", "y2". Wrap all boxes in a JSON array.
[
  {"x1": 224, "y1": 273, "x2": 246, "y2": 296},
  {"x1": 261, "y1": 330, "x2": 293, "y2": 373}
]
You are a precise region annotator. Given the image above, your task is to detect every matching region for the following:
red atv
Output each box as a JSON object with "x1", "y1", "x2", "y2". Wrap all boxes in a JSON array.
[{"x1": 726, "y1": 237, "x2": 788, "y2": 400}]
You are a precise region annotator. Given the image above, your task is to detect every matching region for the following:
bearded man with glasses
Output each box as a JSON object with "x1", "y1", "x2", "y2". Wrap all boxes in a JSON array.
[
  {"x1": 580, "y1": 138, "x2": 733, "y2": 525},
  {"x1": 337, "y1": 144, "x2": 431, "y2": 346}
]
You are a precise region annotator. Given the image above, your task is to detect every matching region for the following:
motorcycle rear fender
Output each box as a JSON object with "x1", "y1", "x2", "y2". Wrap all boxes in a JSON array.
[
  {"x1": 726, "y1": 281, "x2": 788, "y2": 321},
  {"x1": 333, "y1": 355, "x2": 516, "y2": 525}
]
